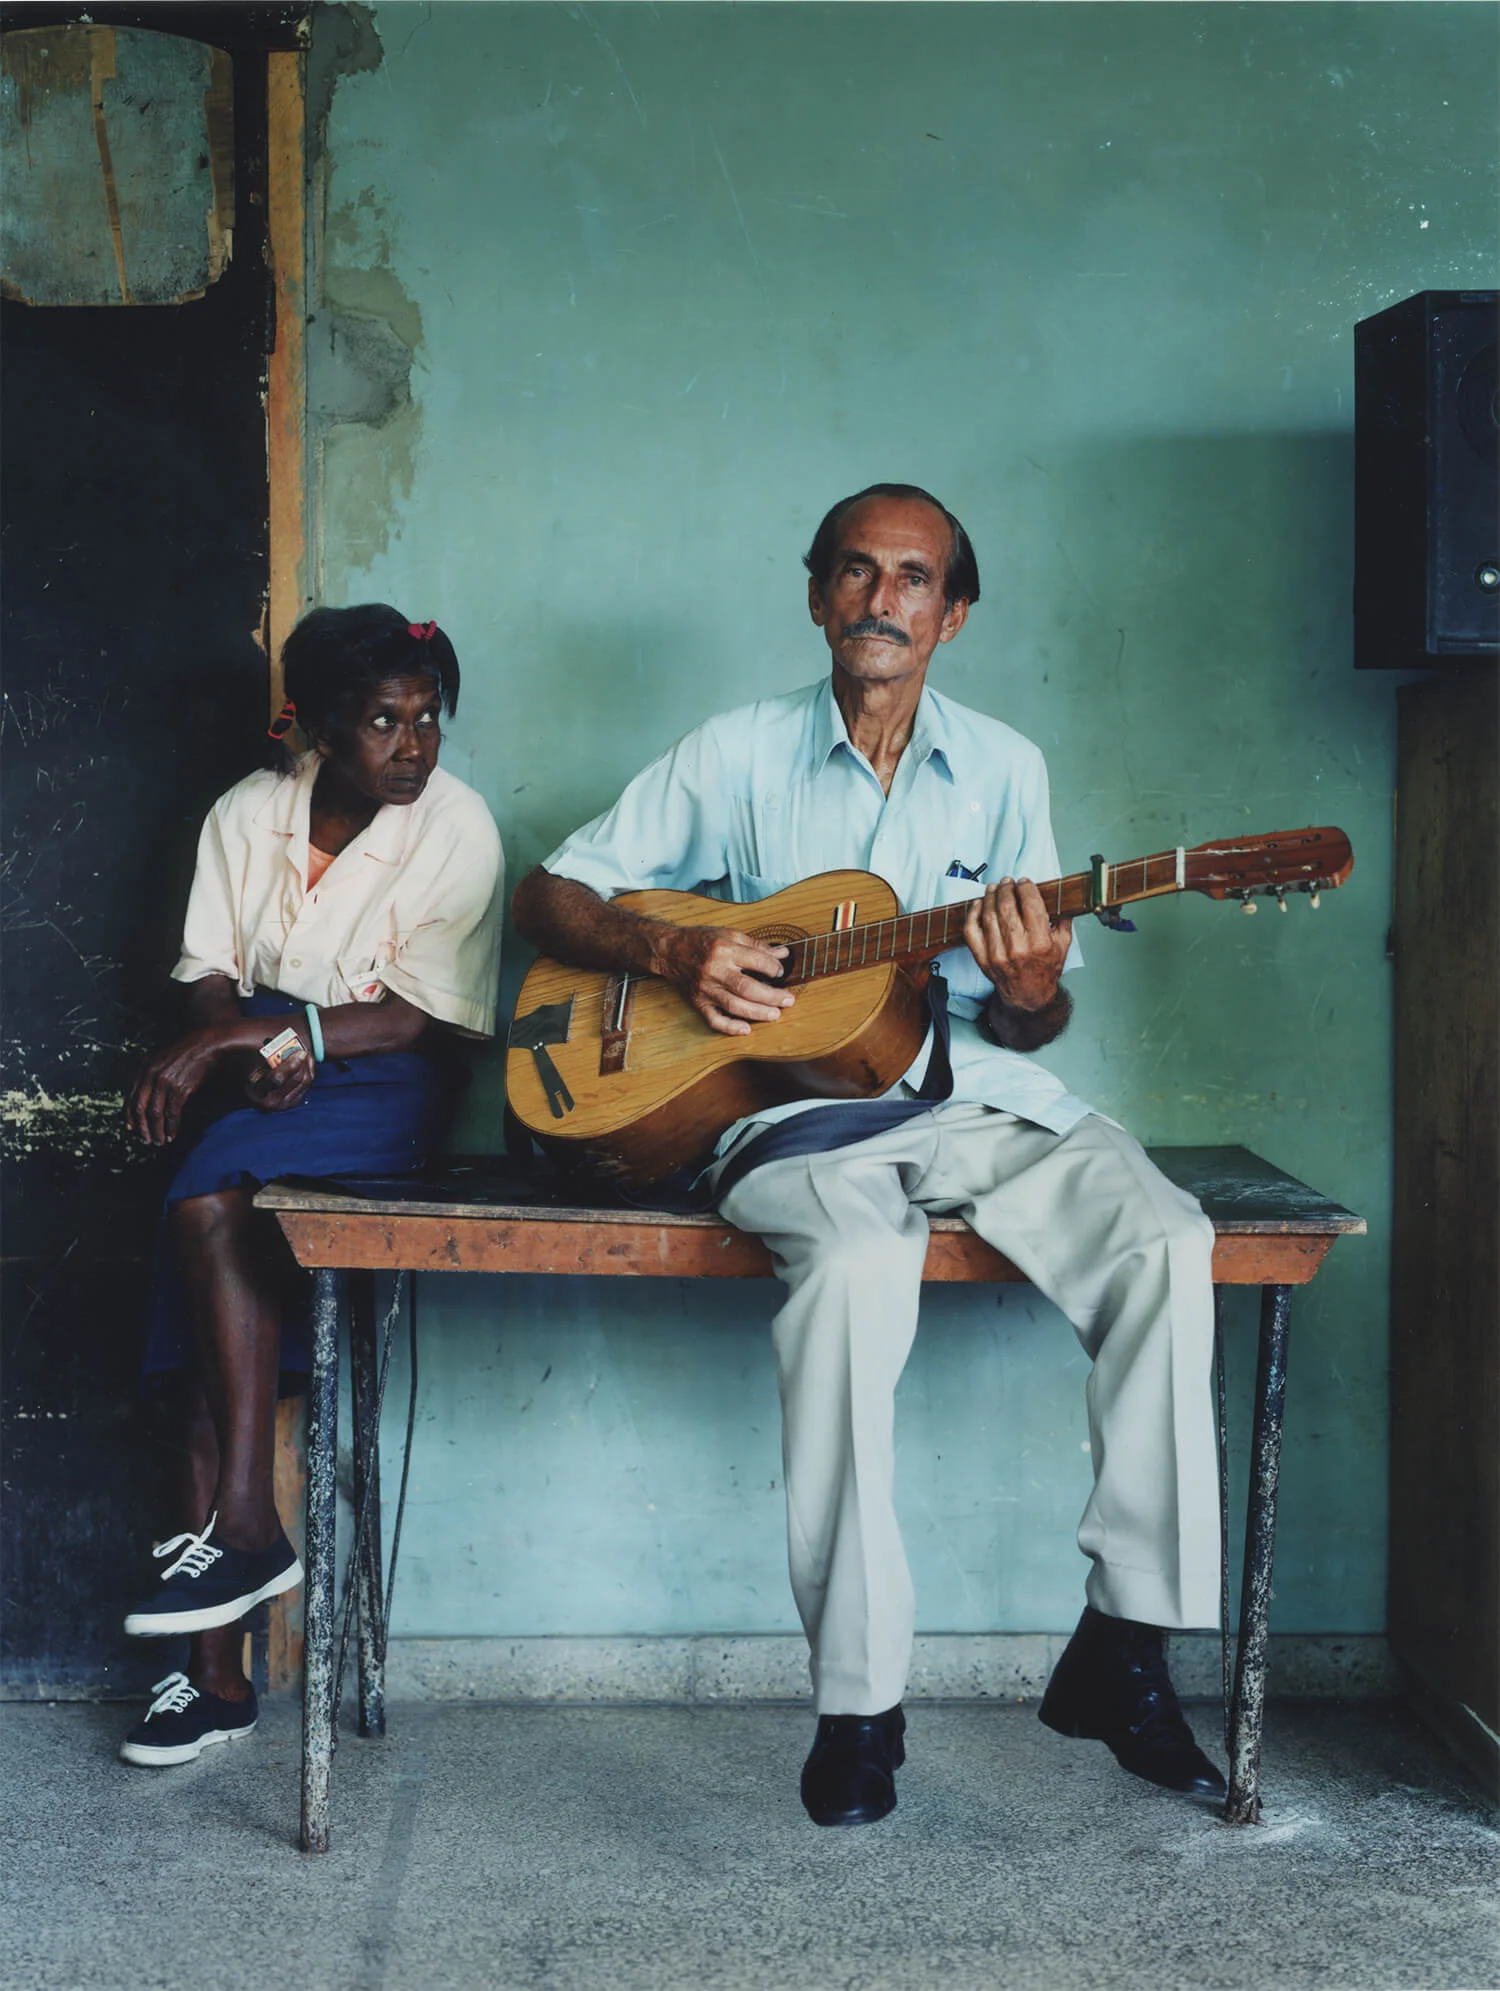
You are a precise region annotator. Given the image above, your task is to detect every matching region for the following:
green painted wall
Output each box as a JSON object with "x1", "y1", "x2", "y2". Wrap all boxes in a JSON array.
[{"x1": 313, "y1": 2, "x2": 1498, "y2": 1639}]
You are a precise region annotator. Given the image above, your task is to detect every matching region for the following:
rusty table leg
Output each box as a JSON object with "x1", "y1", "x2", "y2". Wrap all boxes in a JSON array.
[
  {"x1": 299, "y1": 1266, "x2": 341, "y2": 1855},
  {"x1": 349, "y1": 1269, "x2": 387, "y2": 1740},
  {"x1": 1224, "y1": 1281, "x2": 1293, "y2": 1824}
]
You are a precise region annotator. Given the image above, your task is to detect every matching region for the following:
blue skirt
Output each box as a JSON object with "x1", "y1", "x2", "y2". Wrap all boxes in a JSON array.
[{"x1": 143, "y1": 993, "x2": 459, "y2": 1378}]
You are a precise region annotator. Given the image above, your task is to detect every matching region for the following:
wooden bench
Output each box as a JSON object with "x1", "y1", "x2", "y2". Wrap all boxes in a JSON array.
[{"x1": 256, "y1": 1143, "x2": 1364, "y2": 1852}]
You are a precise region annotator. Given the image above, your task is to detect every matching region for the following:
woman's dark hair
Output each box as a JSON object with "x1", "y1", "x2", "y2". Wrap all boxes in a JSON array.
[
  {"x1": 269, "y1": 604, "x2": 461, "y2": 769},
  {"x1": 802, "y1": 483, "x2": 981, "y2": 607}
]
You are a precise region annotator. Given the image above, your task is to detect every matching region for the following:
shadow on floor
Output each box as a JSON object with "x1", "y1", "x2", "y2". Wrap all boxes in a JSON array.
[{"x1": 4, "y1": 1699, "x2": 1496, "y2": 1991}]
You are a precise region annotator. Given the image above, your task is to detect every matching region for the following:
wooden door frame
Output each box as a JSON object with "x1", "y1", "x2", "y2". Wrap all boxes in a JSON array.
[
  {"x1": 267, "y1": 44, "x2": 308, "y2": 711},
  {"x1": 266, "y1": 41, "x2": 310, "y2": 1693}
]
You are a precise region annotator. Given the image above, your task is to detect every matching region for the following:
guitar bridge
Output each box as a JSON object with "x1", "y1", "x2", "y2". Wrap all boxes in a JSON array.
[{"x1": 599, "y1": 974, "x2": 636, "y2": 1076}]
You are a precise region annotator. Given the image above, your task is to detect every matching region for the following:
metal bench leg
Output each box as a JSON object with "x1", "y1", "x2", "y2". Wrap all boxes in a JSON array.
[
  {"x1": 349, "y1": 1269, "x2": 387, "y2": 1740},
  {"x1": 300, "y1": 1266, "x2": 342, "y2": 1855},
  {"x1": 1225, "y1": 1281, "x2": 1293, "y2": 1824}
]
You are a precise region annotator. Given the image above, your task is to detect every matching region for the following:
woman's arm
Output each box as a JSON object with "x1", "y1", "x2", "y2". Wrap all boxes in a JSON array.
[
  {"x1": 184, "y1": 973, "x2": 243, "y2": 1031},
  {"x1": 128, "y1": 979, "x2": 436, "y2": 1146},
  {"x1": 128, "y1": 975, "x2": 274, "y2": 1146},
  {"x1": 308, "y1": 992, "x2": 432, "y2": 1059},
  {"x1": 240, "y1": 992, "x2": 435, "y2": 1118}
]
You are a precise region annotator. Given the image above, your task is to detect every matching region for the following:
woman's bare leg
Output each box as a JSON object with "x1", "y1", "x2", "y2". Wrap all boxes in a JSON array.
[
  {"x1": 169, "y1": 1187, "x2": 289, "y2": 1698},
  {"x1": 177, "y1": 1377, "x2": 252, "y2": 1700}
]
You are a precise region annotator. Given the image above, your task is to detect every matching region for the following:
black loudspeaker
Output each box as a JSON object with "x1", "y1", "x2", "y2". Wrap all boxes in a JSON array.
[{"x1": 1354, "y1": 290, "x2": 1499, "y2": 670}]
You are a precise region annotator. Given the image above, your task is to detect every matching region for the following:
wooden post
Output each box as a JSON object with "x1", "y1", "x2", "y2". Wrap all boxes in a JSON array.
[
  {"x1": 265, "y1": 45, "x2": 308, "y2": 712},
  {"x1": 264, "y1": 44, "x2": 310, "y2": 1692},
  {"x1": 269, "y1": 1395, "x2": 308, "y2": 1693}
]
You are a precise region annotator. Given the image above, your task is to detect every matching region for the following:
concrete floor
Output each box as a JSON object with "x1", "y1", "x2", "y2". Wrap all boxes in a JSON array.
[{"x1": 2, "y1": 1700, "x2": 1496, "y2": 1991}]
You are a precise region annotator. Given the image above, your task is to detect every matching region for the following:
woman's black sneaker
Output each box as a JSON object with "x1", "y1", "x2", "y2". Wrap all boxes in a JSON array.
[
  {"x1": 123, "y1": 1512, "x2": 303, "y2": 1636},
  {"x1": 119, "y1": 1673, "x2": 258, "y2": 1767}
]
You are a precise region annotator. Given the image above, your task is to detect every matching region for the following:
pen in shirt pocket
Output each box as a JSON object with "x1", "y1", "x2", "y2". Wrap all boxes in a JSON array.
[{"x1": 945, "y1": 860, "x2": 987, "y2": 882}]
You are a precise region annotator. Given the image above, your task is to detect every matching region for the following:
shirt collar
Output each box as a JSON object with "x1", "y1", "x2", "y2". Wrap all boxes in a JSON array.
[
  {"x1": 813, "y1": 677, "x2": 960, "y2": 783},
  {"x1": 250, "y1": 751, "x2": 416, "y2": 874},
  {"x1": 251, "y1": 751, "x2": 316, "y2": 836},
  {"x1": 251, "y1": 753, "x2": 317, "y2": 884},
  {"x1": 358, "y1": 791, "x2": 416, "y2": 866}
]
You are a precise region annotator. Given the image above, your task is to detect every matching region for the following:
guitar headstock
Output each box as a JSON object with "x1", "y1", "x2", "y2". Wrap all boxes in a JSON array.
[{"x1": 1185, "y1": 827, "x2": 1354, "y2": 902}]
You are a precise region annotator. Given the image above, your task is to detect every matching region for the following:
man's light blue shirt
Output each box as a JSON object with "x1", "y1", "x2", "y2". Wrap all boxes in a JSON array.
[{"x1": 544, "y1": 679, "x2": 1091, "y2": 1144}]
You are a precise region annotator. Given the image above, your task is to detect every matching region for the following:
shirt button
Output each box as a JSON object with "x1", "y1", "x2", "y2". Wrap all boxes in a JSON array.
[{"x1": 289, "y1": 957, "x2": 302, "y2": 968}]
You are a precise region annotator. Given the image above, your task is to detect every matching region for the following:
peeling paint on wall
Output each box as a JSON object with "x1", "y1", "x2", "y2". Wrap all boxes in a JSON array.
[
  {"x1": 304, "y1": 4, "x2": 424, "y2": 586},
  {"x1": 0, "y1": 24, "x2": 235, "y2": 307}
]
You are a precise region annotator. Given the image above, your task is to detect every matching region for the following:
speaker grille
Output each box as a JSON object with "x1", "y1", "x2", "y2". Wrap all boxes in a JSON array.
[{"x1": 1354, "y1": 290, "x2": 1500, "y2": 670}]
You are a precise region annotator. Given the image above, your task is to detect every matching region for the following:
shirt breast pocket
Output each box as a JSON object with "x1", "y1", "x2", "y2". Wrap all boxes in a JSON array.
[
  {"x1": 935, "y1": 869, "x2": 986, "y2": 912},
  {"x1": 337, "y1": 945, "x2": 394, "y2": 1005},
  {"x1": 733, "y1": 871, "x2": 789, "y2": 908}
]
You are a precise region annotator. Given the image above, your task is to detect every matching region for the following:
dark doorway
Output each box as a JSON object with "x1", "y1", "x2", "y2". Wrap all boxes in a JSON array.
[{"x1": 2, "y1": 4, "x2": 303, "y2": 1695}]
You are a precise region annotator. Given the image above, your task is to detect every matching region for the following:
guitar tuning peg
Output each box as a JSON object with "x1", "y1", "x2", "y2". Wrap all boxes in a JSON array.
[{"x1": 1241, "y1": 898, "x2": 1258, "y2": 915}]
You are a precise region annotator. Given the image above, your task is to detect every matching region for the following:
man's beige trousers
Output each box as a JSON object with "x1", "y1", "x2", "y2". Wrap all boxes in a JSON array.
[{"x1": 714, "y1": 1104, "x2": 1221, "y2": 1716}]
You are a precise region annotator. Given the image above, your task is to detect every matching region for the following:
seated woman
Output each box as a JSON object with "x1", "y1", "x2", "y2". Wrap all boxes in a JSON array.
[{"x1": 119, "y1": 604, "x2": 503, "y2": 1767}]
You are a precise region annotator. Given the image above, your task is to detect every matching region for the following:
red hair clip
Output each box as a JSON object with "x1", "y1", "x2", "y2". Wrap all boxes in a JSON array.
[
  {"x1": 267, "y1": 699, "x2": 297, "y2": 741},
  {"x1": 408, "y1": 620, "x2": 438, "y2": 642}
]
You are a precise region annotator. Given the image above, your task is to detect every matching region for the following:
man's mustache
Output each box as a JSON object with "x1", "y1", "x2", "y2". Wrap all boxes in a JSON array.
[{"x1": 841, "y1": 618, "x2": 909, "y2": 645}]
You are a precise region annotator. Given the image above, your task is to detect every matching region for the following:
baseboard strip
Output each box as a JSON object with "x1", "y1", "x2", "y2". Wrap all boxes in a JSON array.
[{"x1": 379, "y1": 1631, "x2": 1396, "y2": 1706}]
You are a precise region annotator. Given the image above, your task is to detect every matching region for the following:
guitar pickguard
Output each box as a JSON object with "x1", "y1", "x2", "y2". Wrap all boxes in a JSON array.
[{"x1": 508, "y1": 998, "x2": 577, "y2": 1119}]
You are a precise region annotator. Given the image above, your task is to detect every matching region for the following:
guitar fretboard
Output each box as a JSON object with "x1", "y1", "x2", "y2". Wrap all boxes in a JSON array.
[{"x1": 780, "y1": 848, "x2": 1186, "y2": 984}]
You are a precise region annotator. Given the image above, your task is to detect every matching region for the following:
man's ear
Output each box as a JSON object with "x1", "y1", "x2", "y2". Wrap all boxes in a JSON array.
[
  {"x1": 808, "y1": 576, "x2": 828, "y2": 628},
  {"x1": 938, "y1": 597, "x2": 970, "y2": 645}
]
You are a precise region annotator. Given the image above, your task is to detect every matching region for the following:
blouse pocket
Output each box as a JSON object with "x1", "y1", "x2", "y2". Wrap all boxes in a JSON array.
[{"x1": 337, "y1": 947, "x2": 394, "y2": 1005}]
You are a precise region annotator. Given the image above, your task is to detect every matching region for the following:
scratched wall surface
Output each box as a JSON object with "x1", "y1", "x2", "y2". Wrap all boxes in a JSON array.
[{"x1": 309, "y1": 1, "x2": 1498, "y2": 1644}]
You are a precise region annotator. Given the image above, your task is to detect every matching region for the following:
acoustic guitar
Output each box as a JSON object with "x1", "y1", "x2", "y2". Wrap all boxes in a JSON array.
[{"x1": 506, "y1": 826, "x2": 1354, "y2": 1189}]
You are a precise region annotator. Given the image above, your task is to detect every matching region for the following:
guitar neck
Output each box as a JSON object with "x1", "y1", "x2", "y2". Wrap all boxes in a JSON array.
[{"x1": 780, "y1": 848, "x2": 1187, "y2": 984}]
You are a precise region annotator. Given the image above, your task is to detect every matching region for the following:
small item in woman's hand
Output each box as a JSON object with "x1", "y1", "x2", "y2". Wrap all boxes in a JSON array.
[{"x1": 258, "y1": 1025, "x2": 307, "y2": 1073}]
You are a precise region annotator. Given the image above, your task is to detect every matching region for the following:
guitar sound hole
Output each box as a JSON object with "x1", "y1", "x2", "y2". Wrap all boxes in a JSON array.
[{"x1": 749, "y1": 924, "x2": 807, "y2": 947}]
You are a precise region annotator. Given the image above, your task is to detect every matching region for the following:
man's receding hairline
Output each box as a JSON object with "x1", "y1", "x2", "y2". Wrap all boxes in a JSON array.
[
  {"x1": 804, "y1": 481, "x2": 980, "y2": 605},
  {"x1": 828, "y1": 492, "x2": 955, "y2": 562}
]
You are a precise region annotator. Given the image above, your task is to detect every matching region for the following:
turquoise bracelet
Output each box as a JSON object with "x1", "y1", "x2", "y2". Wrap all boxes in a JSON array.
[{"x1": 304, "y1": 1003, "x2": 326, "y2": 1063}]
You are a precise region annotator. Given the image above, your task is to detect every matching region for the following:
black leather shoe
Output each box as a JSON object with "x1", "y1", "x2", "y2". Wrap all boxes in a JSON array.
[
  {"x1": 800, "y1": 1705, "x2": 906, "y2": 1826},
  {"x1": 1039, "y1": 1606, "x2": 1226, "y2": 1800}
]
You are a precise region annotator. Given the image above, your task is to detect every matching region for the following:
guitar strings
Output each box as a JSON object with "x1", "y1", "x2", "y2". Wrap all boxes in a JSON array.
[{"x1": 535, "y1": 854, "x2": 1190, "y2": 1024}]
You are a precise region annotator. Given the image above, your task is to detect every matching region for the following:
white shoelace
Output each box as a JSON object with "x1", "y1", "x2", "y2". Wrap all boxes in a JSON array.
[
  {"x1": 152, "y1": 1511, "x2": 224, "y2": 1583},
  {"x1": 146, "y1": 1673, "x2": 199, "y2": 1719}
]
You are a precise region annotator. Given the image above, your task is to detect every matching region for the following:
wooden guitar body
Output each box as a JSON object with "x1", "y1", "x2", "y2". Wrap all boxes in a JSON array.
[{"x1": 506, "y1": 871, "x2": 930, "y2": 1187}]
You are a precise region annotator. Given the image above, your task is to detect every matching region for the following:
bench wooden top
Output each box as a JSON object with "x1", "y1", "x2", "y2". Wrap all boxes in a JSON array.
[{"x1": 256, "y1": 1145, "x2": 1363, "y2": 1287}]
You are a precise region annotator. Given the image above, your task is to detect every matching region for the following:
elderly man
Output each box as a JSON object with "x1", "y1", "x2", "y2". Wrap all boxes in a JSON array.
[{"x1": 512, "y1": 483, "x2": 1224, "y2": 1826}]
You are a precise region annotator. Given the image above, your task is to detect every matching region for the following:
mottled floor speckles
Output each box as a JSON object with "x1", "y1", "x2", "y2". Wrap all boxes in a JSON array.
[{"x1": 2, "y1": 1699, "x2": 1495, "y2": 1991}]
